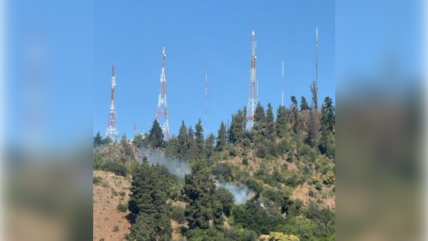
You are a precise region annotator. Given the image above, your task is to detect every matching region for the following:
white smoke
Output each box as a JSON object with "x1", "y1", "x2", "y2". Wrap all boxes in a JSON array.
[
  {"x1": 215, "y1": 181, "x2": 252, "y2": 204},
  {"x1": 138, "y1": 147, "x2": 191, "y2": 178},
  {"x1": 139, "y1": 147, "x2": 253, "y2": 204}
]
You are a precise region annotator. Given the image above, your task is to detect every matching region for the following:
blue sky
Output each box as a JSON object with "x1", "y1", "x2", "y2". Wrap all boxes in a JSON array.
[{"x1": 93, "y1": 0, "x2": 335, "y2": 138}]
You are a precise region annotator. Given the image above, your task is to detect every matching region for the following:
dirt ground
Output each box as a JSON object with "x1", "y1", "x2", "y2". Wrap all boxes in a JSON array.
[{"x1": 93, "y1": 170, "x2": 132, "y2": 241}]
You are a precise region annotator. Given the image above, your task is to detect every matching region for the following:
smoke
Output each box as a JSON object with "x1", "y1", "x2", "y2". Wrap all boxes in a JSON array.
[
  {"x1": 139, "y1": 147, "x2": 253, "y2": 204},
  {"x1": 138, "y1": 147, "x2": 191, "y2": 178},
  {"x1": 215, "y1": 181, "x2": 252, "y2": 204}
]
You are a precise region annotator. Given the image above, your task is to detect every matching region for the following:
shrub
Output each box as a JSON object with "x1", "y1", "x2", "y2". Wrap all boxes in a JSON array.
[
  {"x1": 242, "y1": 157, "x2": 249, "y2": 165},
  {"x1": 308, "y1": 190, "x2": 315, "y2": 197},
  {"x1": 119, "y1": 191, "x2": 126, "y2": 197},
  {"x1": 315, "y1": 182, "x2": 322, "y2": 191},
  {"x1": 93, "y1": 176, "x2": 102, "y2": 185},
  {"x1": 229, "y1": 147, "x2": 237, "y2": 157},
  {"x1": 171, "y1": 206, "x2": 186, "y2": 224},
  {"x1": 113, "y1": 225, "x2": 119, "y2": 232},
  {"x1": 117, "y1": 203, "x2": 127, "y2": 212},
  {"x1": 256, "y1": 143, "x2": 267, "y2": 158},
  {"x1": 102, "y1": 162, "x2": 127, "y2": 177}
]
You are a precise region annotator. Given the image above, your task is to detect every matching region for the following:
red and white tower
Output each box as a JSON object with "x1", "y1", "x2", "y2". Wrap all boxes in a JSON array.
[
  {"x1": 246, "y1": 29, "x2": 258, "y2": 129},
  {"x1": 156, "y1": 47, "x2": 171, "y2": 140},
  {"x1": 105, "y1": 64, "x2": 119, "y2": 141}
]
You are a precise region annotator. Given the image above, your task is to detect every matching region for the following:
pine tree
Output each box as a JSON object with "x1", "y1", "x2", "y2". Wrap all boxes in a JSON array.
[
  {"x1": 253, "y1": 102, "x2": 266, "y2": 136},
  {"x1": 183, "y1": 165, "x2": 217, "y2": 229},
  {"x1": 290, "y1": 96, "x2": 300, "y2": 133},
  {"x1": 266, "y1": 103, "x2": 276, "y2": 141},
  {"x1": 195, "y1": 119, "x2": 205, "y2": 158},
  {"x1": 229, "y1": 110, "x2": 245, "y2": 143},
  {"x1": 94, "y1": 131, "x2": 102, "y2": 148},
  {"x1": 178, "y1": 121, "x2": 189, "y2": 159},
  {"x1": 306, "y1": 109, "x2": 320, "y2": 147},
  {"x1": 148, "y1": 119, "x2": 164, "y2": 148},
  {"x1": 205, "y1": 134, "x2": 215, "y2": 158},
  {"x1": 188, "y1": 126, "x2": 197, "y2": 160},
  {"x1": 216, "y1": 122, "x2": 227, "y2": 151},
  {"x1": 300, "y1": 96, "x2": 310, "y2": 112},
  {"x1": 321, "y1": 96, "x2": 335, "y2": 133},
  {"x1": 276, "y1": 106, "x2": 287, "y2": 138},
  {"x1": 310, "y1": 80, "x2": 318, "y2": 111}
]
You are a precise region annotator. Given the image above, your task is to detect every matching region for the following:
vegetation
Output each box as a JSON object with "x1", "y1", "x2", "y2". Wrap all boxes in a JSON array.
[{"x1": 93, "y1": 93, "x2": 335, "y2": 240}]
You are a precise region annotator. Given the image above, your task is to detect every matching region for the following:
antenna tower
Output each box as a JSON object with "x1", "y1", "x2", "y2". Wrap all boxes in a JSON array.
[
  {"x1": 204, "y1": 68, "x2": 208, "y2": 133},
  {"x1": 246, "y1": 29, "x2": 258, "y2": 129},
  {"x1": 105, "y1": 64, "x2": 119, "y2": 141},
  {"x1": 156, "y1": 47, "x2": 171, "y2": 140},
  {"x1": 281, "y1": 49, "x2": 285, "y2": 106}
]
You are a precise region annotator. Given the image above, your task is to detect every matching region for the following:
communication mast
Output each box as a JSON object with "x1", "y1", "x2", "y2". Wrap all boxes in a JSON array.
[
  {"x1": 204, "y1": 68, "x2": 208, "y2": 133},
  {"x1": 105, "y1": 64, "x2": 119, "y2": 141},
  {"x1": 156, "y1": 47, "x2": 171, "y2": 140},
  {"x1": 246, "y1": 29, "x2": 258, "y2": 129},
  {"x1": 281, "y1": 49, "x2": 285, "y2": 106}
]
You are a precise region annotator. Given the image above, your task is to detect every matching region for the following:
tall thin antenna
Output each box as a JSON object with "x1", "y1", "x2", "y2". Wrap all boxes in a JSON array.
[
  {"x1": 281, "y1": 49, "x2": 284, "y2": 106},
  {"x1": 204, "y1": 67, "x2": 208, "y2": 134},
  {"x1": 246, "y1": 29, "x2": 258, "y2": 130},
  {"x1": 156, "y1": 47, "x2": 171, "y2": 140},
  {"x1": 316, "y1": 27, "x2": 319, "y2": 84},
  {"x1": 105, "y1": 64, "x2": 119, "y2": 141}
]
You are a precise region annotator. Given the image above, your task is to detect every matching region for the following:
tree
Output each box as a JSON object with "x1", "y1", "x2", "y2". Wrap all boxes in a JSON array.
[
  {"x1": 310, "y1": 80, "x2": 318, "y2": 111},
  {"x1": 215, "y1": 187, "x2": 235, "y2": 216},
  {"x1": 128, "y1": 163, "x2": 172, "y2": 240},
  {"x1": 229, "y1": 110, "x2": 245, "y2": 143},
  {"x1": 93, "y1": 131, "x2": 102, "y2": 148},
  {"x1": 300, "y1": 97, "x2": 310, "y2": 112},
  {"x1": 266, "y1": 103, "x2": 276, "y2": 141},
  {"x1": 148, "y1": 119, "x2": 164, "y2": 148},
  {"x1": 253, "y1": 102, "x2": 266, "y2": 136},
  {"x1": 178, "y1": 121, "x2": 190, "y2": 158},
  {"x1": 216, "y1": 121, "x2": 227, "y2": 151},
  {"x1": 321, "y1": 97, "x2": 335, "y2": 133},
  {"x1": 276, "y1": 106, "x2": 287, "y2": 138},
  {"x1": 183, "y1": 164, "x2": 218, "y2": 229},
  {"x1": 290, "y1": 96, "x2": 300, "y2": 133},
  {"x1": 205, "y1": 134, "x2": 215, "y2": 158},
  {"x1": 306, "y1": 109, "x2": 319, "y2": 147},
  {"x1": 195, "y1": 119, "x2": 205, "y2": 158}
]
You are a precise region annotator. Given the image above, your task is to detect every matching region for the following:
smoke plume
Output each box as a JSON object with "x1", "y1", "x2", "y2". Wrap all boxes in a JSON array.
[
  {"x1": 215, "y1": 181, "x2": 252, "y2": 204},
  {"x1": 138, "y1": 147, "x2": 191, "y2": 178}
]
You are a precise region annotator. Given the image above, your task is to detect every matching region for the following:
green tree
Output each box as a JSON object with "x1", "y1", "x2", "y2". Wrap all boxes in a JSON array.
[
  {"x1": 321, "y1": 96, "x2": 335, "y2": 133},
  {"x1": 253, "y1": 102, "x2": 266, "y2": 136},
  {"x1": 310, "y1": 80, "x2": 318, "y2": 111},
  {"x1": 148, "y1": 119, "x2": 164, "y2": 148},
  {"x1": 183, "y1": 164, "x2": 218, "y2": 229},
  {"x1": 306, "y1": 109, "x2": 320, "y2": 147},
  {"x1": 177, "y1": 121, "x2": 190, "y2": 158},
  {"x1": 215, "y1": 186, "x2": 235, "y2": 216},
  {"x1": 205, "y1": 133, "x2": 215, "y2": 158},
  {"x1": 229, "y1": 110, "x2": 245, "y2": 143},
  {"x1": 276, "y1": 106, "x2": 287, "y2": 138},
  {"x1": 266, "y1": 103, "x2": 276, "y2": 141},
  {"x1": 290, "y1": 96, "x2": 300, "y2": 133},
  {"x1": 195, "y1": 119, "x2": 205, "y2": 158},
  {"x1": 93, "y1": 131, "x2": 102, "y2": 148},
  {"x1": 300, "y1": 96, "x2": 310, "y2": 112},
  {"x1": 216, "y1": 121, "x2": 227, "y2": 151}
]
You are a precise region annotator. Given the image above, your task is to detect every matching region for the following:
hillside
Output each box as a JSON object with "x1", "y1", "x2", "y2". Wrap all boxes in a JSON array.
[{"x1": 93, "y1": 99, "x2": 335, "y2": 241}]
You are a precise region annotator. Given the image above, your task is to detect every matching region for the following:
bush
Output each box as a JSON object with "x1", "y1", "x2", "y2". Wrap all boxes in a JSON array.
[
  {"x1": 256, "y1": 143, "x2": 267, "y2": 158},
  {"x1": 113, "y1": 225, "x2": 119, "y2": 232},
  {"x1": 315, "y1": 182, "x2": 322, "y2": 191},
  {"x1": 119, "y1": 191, "x2": 126, "y2": 197},
  {"x1": 93, "y1": 176, "x2": 102, "y2": 185},
  {"x1": 308, "y1": 190, "x2": 315, "y2": 197},
  {"x1": 171, "y1": 206, "x2": 186, "y2": 224},
  {"x1": 229, "y1": 147, "x2": 237, "y2": 157},
  {"x1": 102, "y1": 162, "x2": 127, "y2": 176},
  {"x1": 242, "y1": 157, "x2": 249, "y2": 165},
  {"x1": 117, "y1": 203, "x2": 127, "y2": 212}
]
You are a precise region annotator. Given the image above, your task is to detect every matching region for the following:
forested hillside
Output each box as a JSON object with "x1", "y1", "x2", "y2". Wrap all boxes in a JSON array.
[{"x1": 93, "y1": 96, "x2": 335, "y2": 241}]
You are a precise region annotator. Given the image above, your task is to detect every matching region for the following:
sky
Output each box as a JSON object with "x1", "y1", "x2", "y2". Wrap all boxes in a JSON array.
[{"x1": 93, "y1": 0, "x2": 335, "y2": 138}]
